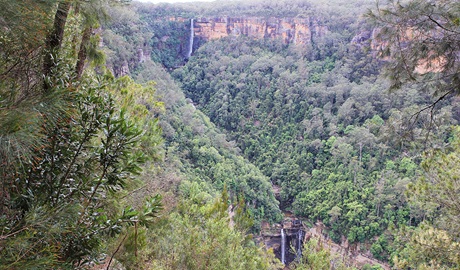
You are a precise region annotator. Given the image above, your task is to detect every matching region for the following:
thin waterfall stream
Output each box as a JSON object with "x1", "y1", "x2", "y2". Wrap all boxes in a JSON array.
[
  {"x1": 278, "y1": 223, "x2": 304, "y2": 265},
  {"x1": 187, "y1": 18, "x2": 194, "y2": 59},
  {"x1": 297, "y1": 229, "x2": 303, "y2": 260},
  {"x1": 281, "y1": 228, "x2": 286, "y2": 265}
]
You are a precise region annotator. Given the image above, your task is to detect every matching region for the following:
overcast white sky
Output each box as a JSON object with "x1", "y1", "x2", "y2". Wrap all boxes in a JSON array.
[{"x1": 135, "y1": 0, "x2": 216, "y2": 3}]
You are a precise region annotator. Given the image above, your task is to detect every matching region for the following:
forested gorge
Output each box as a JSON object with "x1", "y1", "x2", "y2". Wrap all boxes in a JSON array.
[
  {"x1": 1, "y1": 0, "x2": 459, "y2": 269},
  {"x1": 174, "y1": 25, "x2": 455, "y2": 247}
]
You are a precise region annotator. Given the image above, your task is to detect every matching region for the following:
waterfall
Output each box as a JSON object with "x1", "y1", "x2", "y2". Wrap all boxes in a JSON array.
[
  {"x1": 187, "y1": 19, "x2": 194, "y2": 59},
  {"x1": 296, "y1": 229, "x2": 303, "y2": 260},
  {"x1": 281, "y1": 229, "x2": 286, "y2": 265}
]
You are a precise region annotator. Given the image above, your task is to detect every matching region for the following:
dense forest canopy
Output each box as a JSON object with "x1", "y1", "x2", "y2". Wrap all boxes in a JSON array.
[
  {"x1": 173, "y1": 20, "x2": 456, "y2": 257},
  {"x1": 1, "y1": 0, "x2": 459, "y2": 269}
]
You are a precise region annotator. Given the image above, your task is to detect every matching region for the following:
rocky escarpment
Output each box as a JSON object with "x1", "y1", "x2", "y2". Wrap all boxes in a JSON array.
[
  {"x1": 146, "y1": 15, "x2": 329, "y2": 68},
  {"x1": 192, "y1": 17, "x2": 328, "y2": 45},
  {"x1": 148, "y1": 16, "x2": 329, "y2": 68}
]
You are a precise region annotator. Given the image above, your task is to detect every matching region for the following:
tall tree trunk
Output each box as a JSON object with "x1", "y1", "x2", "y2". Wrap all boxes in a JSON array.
[
  {"x1": 75, "y1": 26, "x2": 92, "y2": 80},
  {"x1": 70, "y1": 2, "x2": 81, "y2": 57},
  {"x1": 43, "y1": 1, "x2": 71, "y2": 92}
]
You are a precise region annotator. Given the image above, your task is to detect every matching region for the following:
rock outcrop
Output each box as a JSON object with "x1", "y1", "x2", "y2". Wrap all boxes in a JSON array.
[{"x1": 180, "y1": 16, "x2": 328, "y2": 45}]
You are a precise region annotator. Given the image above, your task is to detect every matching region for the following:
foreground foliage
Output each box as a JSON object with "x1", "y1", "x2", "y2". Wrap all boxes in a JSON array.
[{"x1": 0, "y1": 1, "x2": 163, "y2": 267}]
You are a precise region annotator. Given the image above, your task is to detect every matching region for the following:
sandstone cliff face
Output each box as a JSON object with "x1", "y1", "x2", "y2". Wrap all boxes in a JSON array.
[
  {"x1": 189, "y1": 16, "x2": 327, "y2": 45},
  {"x1": 149, "y1": 16, "x2": 328, "y2": 68}
]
